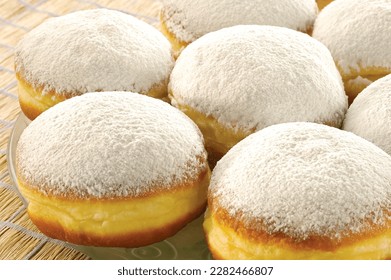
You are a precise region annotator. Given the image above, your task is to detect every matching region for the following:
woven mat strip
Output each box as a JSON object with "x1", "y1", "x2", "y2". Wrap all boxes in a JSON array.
[{"x1": 0, "y1": 0, "x2": 161, "y2": 260}]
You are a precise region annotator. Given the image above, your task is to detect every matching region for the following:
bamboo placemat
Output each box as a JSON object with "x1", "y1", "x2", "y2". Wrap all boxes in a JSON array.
[{"x1": 0, "y1": 0, "x2": 161, "y2": 260}]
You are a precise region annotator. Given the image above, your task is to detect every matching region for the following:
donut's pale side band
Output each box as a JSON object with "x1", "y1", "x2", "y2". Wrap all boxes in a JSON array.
[
  {"x1": 204, "y1": 209, "x2": 391, "y2": 260},
  {"x1": 160, "y1": 15, "x2": 188, "y2": 58},
  {"x1": 17, "y1": 73, "x2": 169, "y2": 120},
  {"x1": 18, "y1": 168, "x2": 210, "y2": 247},
  {"x1": 17, "y1": 74, "x2": 66, "y2": 120},
  {"x1": 170, "y1": 101, "x2": 252, "y2": 159},
  {"x1": 170, "y1": 97, "x2": 344, "y2": 163},
  {"x1": 337, "y1": 64, "x2": 390, "y2": 104}
]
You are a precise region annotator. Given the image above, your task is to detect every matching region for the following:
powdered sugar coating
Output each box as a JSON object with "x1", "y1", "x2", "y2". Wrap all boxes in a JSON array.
[
  {"x1": 161, "y1": 0, "x2": 318, "y2": 43},
  {"x1": 210, "y1": 122, "x2": 391, "y2": 240},
  {"x1": 15, "y1": 9, "x2": 174, "y2": 95},
  {"x1": 312, "y1": 0, "x2": 391, "y2": 74},
  {"x1": 170, "y1": 25, "x2": 348, "y2": 133},
  {"x1": 343, "y1": 74, "x2": 391, "y2": 155},
  {"x1": 16, "y1": 92, "x2": 207, "y2": 199}
]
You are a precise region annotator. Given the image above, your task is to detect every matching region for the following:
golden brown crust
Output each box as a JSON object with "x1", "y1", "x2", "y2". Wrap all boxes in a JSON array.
[
  {"x1": 29, "y1": 201, "x2": 206, "y2": 247},
  {"x1": 205, "y1": 205, "x2": 391, "y2": 259},
  {"x1": 316, "y1": 0, "x2": 333, "y2": 10},
  {"x1": 169, "y1": 93, "x2": 344, "y2": 167},
  {"x1": 19, "y1": 97, "x2": 49, "y2": 121},
  {"x1": 204, "y1": 148, "x2": 224, "y2": 171},
  {"x1": 16, "y1": 72, "x2": 67, "y2": 120},
  {"x1": 18, "y1": 149, "x2": 210, "y2": 247},
  {"x1": 16, "y1": 71, "x2": 169, "y2": 120},
  {"x1": 208, "y1": 196, "x2": 391, "y2": 252},
  {"x1": 336, "y1": 64, "x2": 391, "y2": 104},
  {"x1": 168, "y1": 101, "x2": 252, "y2": 167},
  {"x1": 16, "y1": 71, "x2": 76, "y2": 99},
  {"x1": 159, "y1": 13, "x2": 189, "y2": 58}
]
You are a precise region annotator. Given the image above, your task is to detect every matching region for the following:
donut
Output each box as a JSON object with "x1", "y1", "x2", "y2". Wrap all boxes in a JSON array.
[
  {"x1": 160, "y1": 0, "x2": 318, "y2": 55},
  {"x1": 204, "y1": 122, "x2": 391, "y2": 260},
  {"x1": 169, "y1": 25, "x2": 348, "y2": 163},
  {"x1": 15, "y1": 92, "x2": 210, "y2": 247},
  {"x1": 14, "y1": 8, "x2": 174, "y2": 120},
  {"x1": 312, "y1": 0, "x2": 391, "y2": 104},
  {"x1": 342, "y1": 74, "x2": 391, "y2": 156},
  {"x1": 316, "y1": 0, "x2": 333, "y2": 10}
]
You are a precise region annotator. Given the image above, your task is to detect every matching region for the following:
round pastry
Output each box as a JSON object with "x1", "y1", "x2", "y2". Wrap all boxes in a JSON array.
[
  {"x1": 342, "y1": 74, "x2": 391, "y2": 155},
  {"x1": 312, "y1": 0, "x2": 391, "y2": 104},
  {"x1": 169, "y1": 25, "x2": 348, "y2": 163},
  {"x1": 15, "y1": 92, "x2": 210, "y2": 247},
  {"x1": 14, "y1": 8, "x2": 174, "y2": 120},
  {"x1": 316, "y1": 0, "x2": 333, "y2": 10},
  {"x1": 204, "y1": 122, "x2": 391, "y2": 260},
  {"x1": 160, "y1": 0, "x2": 318, "y2": 55}
]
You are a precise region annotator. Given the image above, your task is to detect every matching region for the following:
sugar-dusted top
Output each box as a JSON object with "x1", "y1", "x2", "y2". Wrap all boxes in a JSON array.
[
  {"x1": 15, "y1": 9, "x2": 174, "y2": 96},
  {"x1": 210, "y1": 122, "x2": 391, "y2": 240},
  {"x1": 312, "y1": 0, "x2": 391, "y2": 74},
  {"x1": 16, "y1": 92, "x2": 207, "y2": 199},
  {"x1": 161, "y1": 0, "x2": 318, "y2": 43},
  {"x1": 169, "y1": 25, "x2": 348, "y2": 133},
  {"x1": 343, "y1": 74, "x2": 391, "y2": 155}
]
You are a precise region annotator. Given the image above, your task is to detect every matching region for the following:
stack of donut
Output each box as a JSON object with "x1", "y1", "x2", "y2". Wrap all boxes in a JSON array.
[{"x1": 14, "y1": 0, "x2": 391, "y2": 259}]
